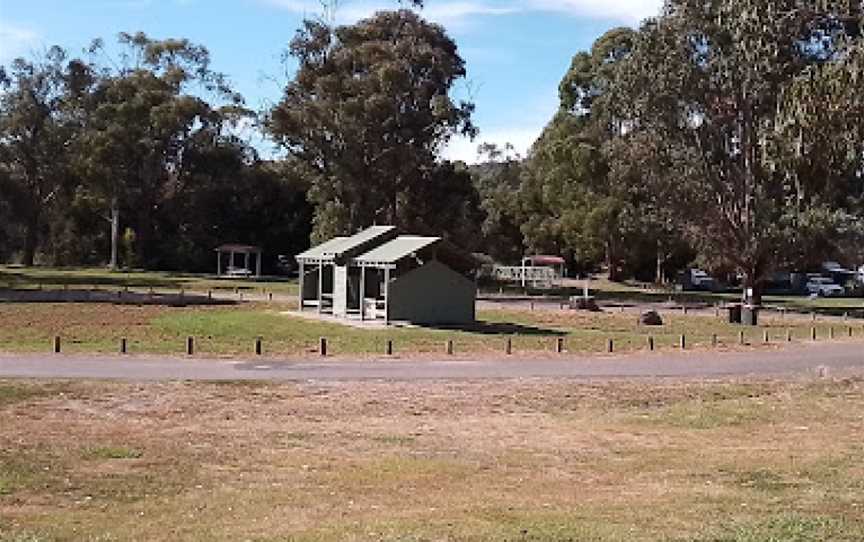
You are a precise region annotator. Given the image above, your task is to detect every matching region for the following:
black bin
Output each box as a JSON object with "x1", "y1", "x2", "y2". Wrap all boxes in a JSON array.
[{"x1": 727, "y1": 304, "x2": 742, "y2": 324}]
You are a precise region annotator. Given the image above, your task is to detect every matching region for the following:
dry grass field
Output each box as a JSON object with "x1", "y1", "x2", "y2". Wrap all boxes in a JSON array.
[
  {"x1": 1, "y1": 376, "x2": 863, "y2": 541},
  {"x1": 0, "y1": 301, "x2": 860, "y2": 358}
]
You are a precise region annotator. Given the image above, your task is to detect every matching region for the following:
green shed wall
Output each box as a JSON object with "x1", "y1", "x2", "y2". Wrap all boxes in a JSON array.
[{"x1": 389, "y1": 261, "x2": 476, "y2": 325}]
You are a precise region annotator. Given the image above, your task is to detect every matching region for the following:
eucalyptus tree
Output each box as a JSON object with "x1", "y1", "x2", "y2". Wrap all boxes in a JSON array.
[
  {"x1": 611, "y1": 0, "x2": 864, "y2": 301},
  {"x1": 0, "y1": 48, "x2": 83, "y2": 265},
  {"x1": 76, "y1": 32, "x2": 248, "y2": 268},
  {"x1": 267, "y1": 9, "x2": 477, "y2": 242}
]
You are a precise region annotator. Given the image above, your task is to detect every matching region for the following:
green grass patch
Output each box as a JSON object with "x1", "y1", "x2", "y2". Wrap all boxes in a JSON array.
[{"x1": 82, "y1": 446, "x2": 143, "y2": 460}]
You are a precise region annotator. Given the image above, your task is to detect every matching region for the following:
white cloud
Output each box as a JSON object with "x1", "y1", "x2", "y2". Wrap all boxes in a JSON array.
[
  {"x1": 260, "y1": 0, "x2": 663, "y2": 26},
  {"x1": 443, "y1": 126, "x2": 541, "y2": 164},
  {"x1": 527, "y1": 0, "x2": 663, "y2": 24},
  {"x1": 0, "y1": 22, "x2": 40, "y2": 63}
]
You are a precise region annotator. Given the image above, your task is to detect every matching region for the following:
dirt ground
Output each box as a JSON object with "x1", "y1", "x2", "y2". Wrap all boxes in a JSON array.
[{"x1": 2, "y1": 376, "x2": 864, "y2": 541}]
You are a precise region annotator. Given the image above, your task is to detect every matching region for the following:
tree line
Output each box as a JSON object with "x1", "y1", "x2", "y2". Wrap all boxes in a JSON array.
[{"x1": 1, "y1": 0, "x2": 863, "y2": 298}]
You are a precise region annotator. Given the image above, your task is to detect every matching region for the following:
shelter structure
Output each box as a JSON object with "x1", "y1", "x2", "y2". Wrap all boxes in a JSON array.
[
  {"x1": 215, "y1": 244, "x2": 262, "y2": 278},
  {"x1": 493, "y1": 255, "x2": 567, "y2": 288},
  {"x1": 295, "y1": 226, "x2": 476, "y2": 325}
]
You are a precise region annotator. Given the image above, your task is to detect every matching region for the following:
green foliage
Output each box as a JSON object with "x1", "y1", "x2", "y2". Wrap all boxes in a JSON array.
[
  {"x1": 609, "y1": 0, "x2": 864, "y2": 295},
  {"x1": 268, "y1": 9, "x2": 480, "y2": 245}
]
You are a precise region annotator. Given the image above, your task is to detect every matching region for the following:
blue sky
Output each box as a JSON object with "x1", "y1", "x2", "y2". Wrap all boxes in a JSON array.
[{"x1": 0, "y1": 0, "x2": 662, "y2": 162}]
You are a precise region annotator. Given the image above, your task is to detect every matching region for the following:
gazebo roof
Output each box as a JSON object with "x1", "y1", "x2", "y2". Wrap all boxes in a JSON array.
[{"x1": 216, "y1": 244, "x2": 261, "y2": 253}]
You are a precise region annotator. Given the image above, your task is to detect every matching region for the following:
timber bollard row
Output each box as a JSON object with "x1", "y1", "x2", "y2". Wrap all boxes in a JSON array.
[{"x1": 41, "y1": 323, "x2": 861, "y2": 357}]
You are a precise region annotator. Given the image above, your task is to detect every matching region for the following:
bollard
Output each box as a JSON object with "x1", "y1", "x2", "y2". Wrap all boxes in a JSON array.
[
  {"x1": 53, "y1": 336, "x2": 61, "y2": 354},
  {"x1": 647, "y1": 336, "x2": 655, "y2": 351},
  {"x1": 712, "y1": 334, "x2": 718, "y2": 347},
  {"x1": 739, "y1": 331, "x2": 745, "y2": 345},
  {"x1": 829, "y1": 327, "x2": 835, "y2": 340},
  {"x1": 208, "y1": 290, "x2": 212, "y2": 300},
  {"x1": 680, "y1": 334, "x2": 687, "y2": 350},
  {"x1": 683, "y1": 307, "x2": 688, "y2": 315},
  {"x1": 319, "y1": 337, "x2": 328, "y2": 357},
  {"x1": 255, "y1": 337, "x2": 263, "y2": 356},
  {"x1": 849, "y1": 326, "x2": 854, "y2": 338},
  {"x1": 505, "y1": 337, "x2": 512, "y2": 355},
  {"x1": 811, "y1": 327, "x2": 817, "y2": 341},
  {"x1": 762, "y1": 330, "x2": 769, "y2": 344},
  {"x1": 555, "y1": 337, "x2": 565, "y2": 354},
  {"x1": 269, "y1": 292, "x2": 273, "y2": 302},
  {"x1": 446, "y1": 339, "x2": 454, "y2": 356},
  {"x1": 607, "y1": 338, "x2": 614, "y2": 353},
  {"x1": 530, "y1": 301, "x2": 535, "y2": 311},
  {"x1": 844, "y1": 312, "x2": 849, "y2": 321},
  {"x1": 812, "y1": 312, "x2": 817, "y2": 322},
  {"x1": 186, "y1": 336, "x2": 195, "y2": 356},
  {"x1": 120, "y1": 337, "x2": 127, "y2": 355},
  {"x1": 787, "y1": 329, "x2": 793, "y2": 342},
  {"x1": 385, "y1": 339, "x2": 393, "y2": 356}
]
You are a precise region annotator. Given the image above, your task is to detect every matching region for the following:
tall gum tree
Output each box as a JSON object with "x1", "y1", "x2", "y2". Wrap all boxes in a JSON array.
[
  {"x1": 267, "y1": 9, "x2": 477, "y2": 243},
  {"x1": 611, "y1": 0, "x2": 864, "y2": 303},
  {"x1": 77, "y1": 32, "x2": 247, "y2": 269},
  {"x1": 0, "y1": 48, "x2": 82, "y2": 265}
]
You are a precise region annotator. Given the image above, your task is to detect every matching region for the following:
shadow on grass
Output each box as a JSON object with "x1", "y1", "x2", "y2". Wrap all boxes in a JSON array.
[{"x1": 420, "y1": 320, "x2": 566, "y2": 336}]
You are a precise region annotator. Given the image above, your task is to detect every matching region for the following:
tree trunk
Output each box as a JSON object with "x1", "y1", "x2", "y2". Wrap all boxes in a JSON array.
[
  {"x1": 22, "y1": 210, "x2": 39, "y2": 267},
  {"x1": 109, "y1": 200, "x2": 120, "y2": 270},
  {"x1": 741, "y1": 269, "x2": 762, "y2": 306}
]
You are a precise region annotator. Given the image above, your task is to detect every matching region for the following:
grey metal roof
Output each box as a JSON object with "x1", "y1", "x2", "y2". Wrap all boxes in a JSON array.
[
  {"x1": 295, "y1": 237, "x2": 349, "y2": 262},
  {"x1": 353, "y1": 236, "x2": 441, "y2": 266},
  {"x1": 323, "y1": 225, "x2": 397, "y2": 258}
]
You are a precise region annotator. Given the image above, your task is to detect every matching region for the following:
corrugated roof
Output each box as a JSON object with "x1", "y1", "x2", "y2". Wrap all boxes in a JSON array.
[
  {"x1": 322, "y1": 225, "x2": 397, "y2": 258},
  {"x1": 295, "y1": 237, "x2": 349, "y2": 261},
  {"x1": 354, "y1": 236, "x2": 441, "y2": 265}
]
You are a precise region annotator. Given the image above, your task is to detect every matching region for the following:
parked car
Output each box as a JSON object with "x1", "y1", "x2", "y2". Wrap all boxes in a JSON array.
[
  {"x1": 805, "y1": 276, "x2": 845, "y2": 297},
  {"x1": 688, "y1": 269, "x2": 718, "y2": 291}
]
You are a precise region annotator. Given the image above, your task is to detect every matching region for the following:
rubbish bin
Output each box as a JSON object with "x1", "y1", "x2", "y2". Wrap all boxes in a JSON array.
[
  {"x1": 742, "y1": 305, "x2": 760, "y2": 326},
  {"x1": 727, "y1": 304, "x2": 742, "y2": 324}
]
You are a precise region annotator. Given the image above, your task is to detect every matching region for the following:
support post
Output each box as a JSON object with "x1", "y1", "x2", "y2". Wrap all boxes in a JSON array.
[
  {"x1": 384, "y1": 267, "x2": 390, "y2": 326},
  {"x1": 317, "y1": 263, "x2": 323, "y2": 314},
  {"x1": 360, "y1": 266, "x2": 366, "y2": 321},
  {"x1": 298, "y1": 261, "x2": 305, "y2": 311}
]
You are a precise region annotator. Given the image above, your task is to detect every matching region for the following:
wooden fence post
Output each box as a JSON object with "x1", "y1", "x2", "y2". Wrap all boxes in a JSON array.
[
  {"x1": 186, "y1": 336, "x2": 194, "y2": 356},
  {"x1": 446, "y1": 339, "x2": 454, "y2": 356},
  {"x1": 505, "y1": 337, "x2": 512, "y2": 355},
  {"x1": 811, "y1": 327, "x2": 817, "y2": 341},
  {"x1": 829, "y1": 327, "x2": 835, "y2": 340},
  {"x1": 787, "y1": 329, "x2": 792, "y2": 342},
  {"x1": 680, "y1": 334, "x2": 687, "y2": 350},
  {"x1": 120, "y1": 338, "x2": 127, "y2": 355},
  {"x1": 53, "y1": 336, "x2": 61, "y2": 354},
  {"x1": 647, "y1": 336, "x2": 654, "y2": 351},
  {"x1": 255, "y1": 337, "x2": 263, "y2": 356},
  {"x1": 712, "y1": 334, "x2": 718, "y2": 347},
  {"x1": 385, "y1": 339, "x2": 393, "y2": 356},
  {"x1": 319, "y1": 337, "x2": 327, "y2": 357},
  {"x1": 739, "y1": 331, "x2": 745, "y2": 345},
  {"x1": 555, "y1": 337, "x2": 565, "y2": 354},
  {"x1": 763, "y1": 330, "x2": 769, "y2": 344},
  {"x1": 607, "y1": 338, "x2": 614, "y2": 353}
]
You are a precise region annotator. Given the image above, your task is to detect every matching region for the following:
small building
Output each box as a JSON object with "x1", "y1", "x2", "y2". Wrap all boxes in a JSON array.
[
  {"x1": 295, "y1": 226, "x2": 476, "y2": 325},
  {"x1": 215, "y1": 244, "x2": 262, "y2": 278}
]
